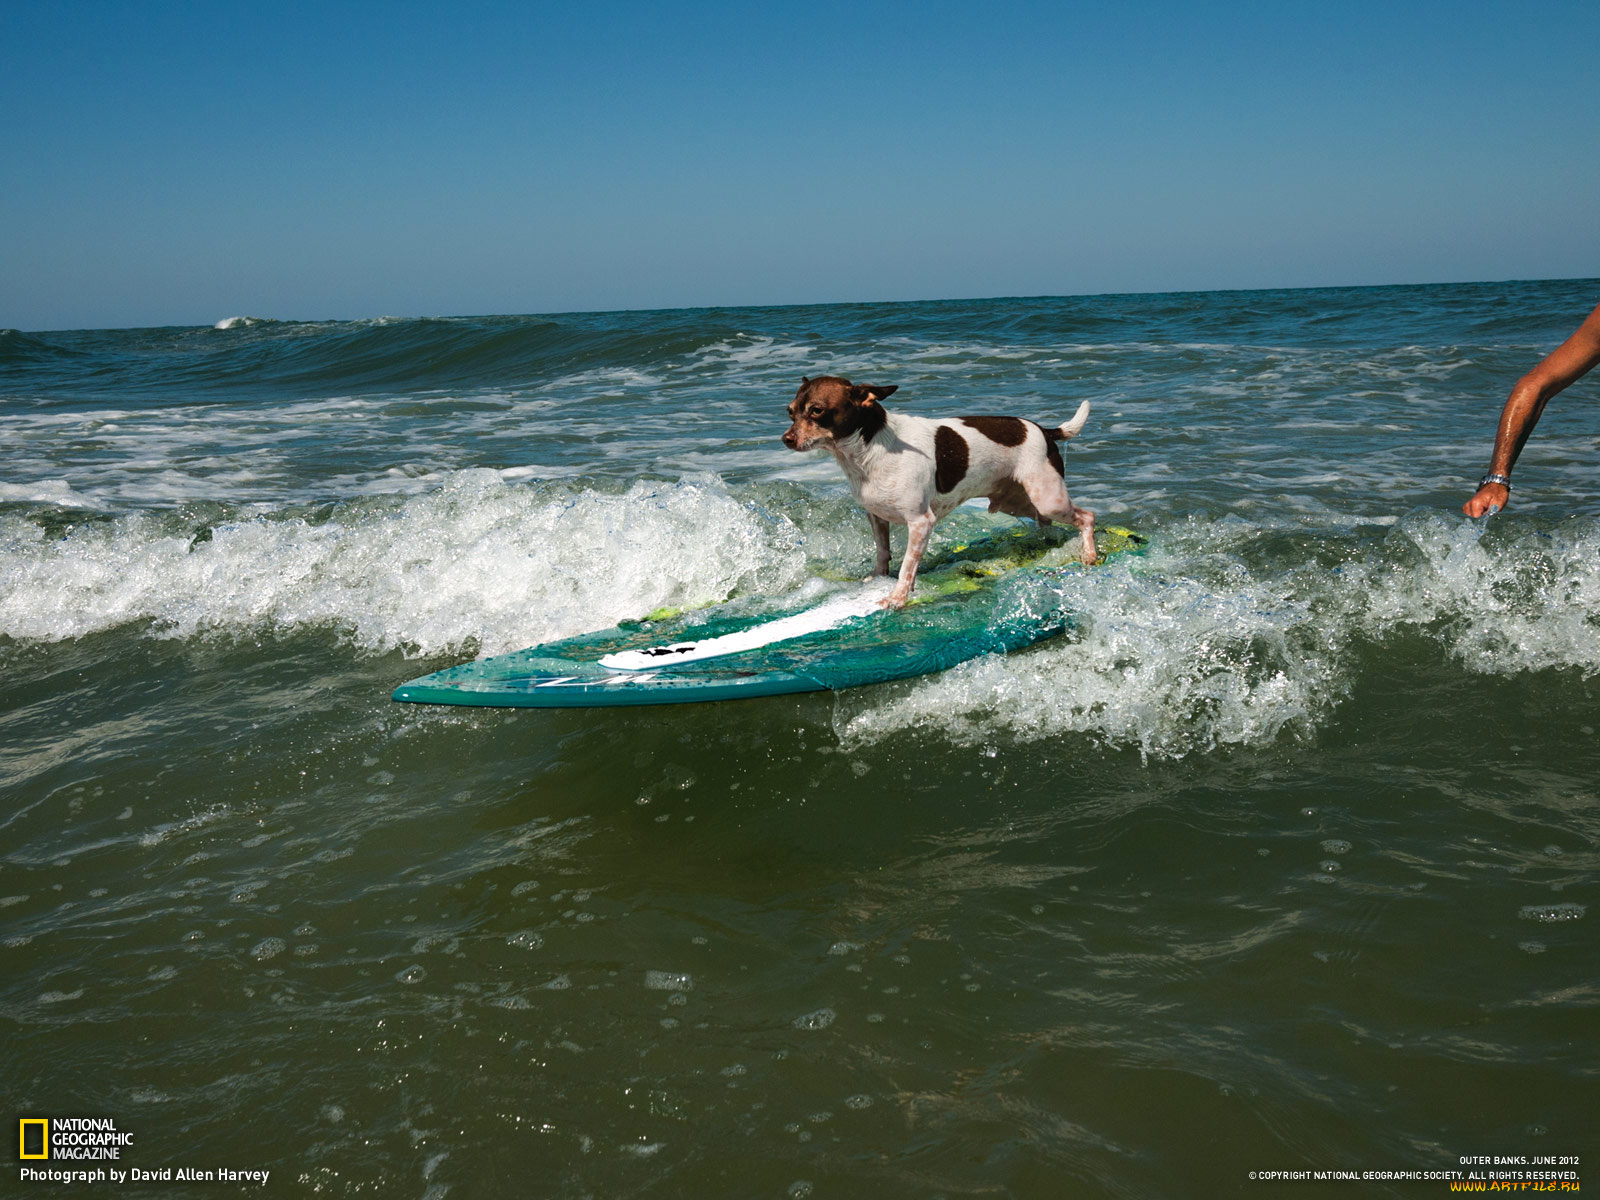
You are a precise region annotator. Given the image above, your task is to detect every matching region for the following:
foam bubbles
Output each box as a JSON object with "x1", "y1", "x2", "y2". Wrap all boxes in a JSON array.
[
  {"x1": 250, "y1": 938, "x2": 286, "y2": 961},
  {"x1": 1518, "y1": 904, "x2": 1586, "y2": 923},
  {"x1": 792, "y1": 1007, "x2": 836, "y2": 1030},
  {"x1": 413, "y1": 934, "x2": 462, "y2": 954},
  {"x1": 645, "y1": 971, "x2": 693, "y2": 992}
]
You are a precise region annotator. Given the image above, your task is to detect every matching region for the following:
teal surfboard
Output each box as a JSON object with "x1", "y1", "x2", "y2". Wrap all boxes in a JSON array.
[{"x1": 392, "y1": 526, "x2": 1147, "y2": 708}]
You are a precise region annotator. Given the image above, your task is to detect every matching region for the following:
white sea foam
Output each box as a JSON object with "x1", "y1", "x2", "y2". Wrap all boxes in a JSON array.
[
  {"x1": 0, "y1": 393, "x2": 598, "y2": 507},
  {"x1": 0, "y1": 472, "x2": 806, "y2": 656},
  {"x1": 530, "y1": 365, "x2": 666, "y2": 396},
  {"x1": 0, "y1": 478, "x2": 103, "y2": 508},
  {"x1": 691, "y1": 336, "x2": 814, "y2": 368}
]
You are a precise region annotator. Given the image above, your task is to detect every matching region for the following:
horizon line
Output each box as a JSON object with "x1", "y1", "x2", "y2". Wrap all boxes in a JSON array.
[{"x1": 9, "y1": 273, "x2": 1598, "y2": 336}]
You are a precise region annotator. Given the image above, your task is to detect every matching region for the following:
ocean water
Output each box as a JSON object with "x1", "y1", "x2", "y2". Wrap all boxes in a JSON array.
[{"x1": 2, "y1": 280, "x2": 1596, "y2": 1197}]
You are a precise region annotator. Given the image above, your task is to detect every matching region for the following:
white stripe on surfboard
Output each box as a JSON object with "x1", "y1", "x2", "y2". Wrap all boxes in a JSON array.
[{"x1": 598, "y1": 583, "x2": 893, "y2": 672}]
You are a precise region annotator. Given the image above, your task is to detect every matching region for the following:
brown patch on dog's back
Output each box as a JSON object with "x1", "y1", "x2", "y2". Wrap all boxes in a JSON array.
[
  {"x1": 961, "y1": 415, "x2": 1028, "y2": 447},
  {"x1": 1032, "y1": 421, "x2": 1066, "y2": 476},
  {"x1": 934, "y1": 425, "x2": 969, "y2": 493}
]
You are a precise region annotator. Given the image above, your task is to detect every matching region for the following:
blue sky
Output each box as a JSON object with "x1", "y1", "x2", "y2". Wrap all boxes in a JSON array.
[{"x1": 3, "y1": 0, "x2": 1597, "y2": 330}]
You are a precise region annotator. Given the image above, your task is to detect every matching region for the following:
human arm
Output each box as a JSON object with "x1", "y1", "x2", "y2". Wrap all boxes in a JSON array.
[{"x1": 1464, "y1": 299, "x2": 1600, "y2": 516}]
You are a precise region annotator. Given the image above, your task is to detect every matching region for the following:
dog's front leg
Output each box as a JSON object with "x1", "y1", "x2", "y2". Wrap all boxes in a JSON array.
[
  {"x1": 882, "y1": 510, "x2": 935, "y2": 609},
  {"x1": 867, "y1": 514, "x2": 892, "y2": 578}
]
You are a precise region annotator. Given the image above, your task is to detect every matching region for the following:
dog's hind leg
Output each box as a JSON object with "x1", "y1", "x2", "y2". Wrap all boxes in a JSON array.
[
  {"x1": 1023, "y1": 474, "x2": 1096, "y2": 565},
  {"x1": 1064, "y1": 501, "x2": 1097, "y2": 565}
]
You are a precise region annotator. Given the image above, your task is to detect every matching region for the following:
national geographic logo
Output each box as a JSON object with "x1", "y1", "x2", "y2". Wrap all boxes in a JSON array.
[
  {"x1": 15, "y1": 1116, "x2": 270, "y2": 1187},
  {"x1": 17, "y1": 1117, "x2": 132, "y2": 1161}
]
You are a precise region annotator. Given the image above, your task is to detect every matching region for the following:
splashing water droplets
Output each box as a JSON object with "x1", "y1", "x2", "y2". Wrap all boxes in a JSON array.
[{"x1": 840, "y1": 512, "x2": 1600, "y2": 758}]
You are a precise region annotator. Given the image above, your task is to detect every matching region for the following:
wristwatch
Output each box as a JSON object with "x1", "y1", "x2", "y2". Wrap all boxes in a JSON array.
[{"x1": 1478, "y1": 473, "x2": 1512, "y2": 492}]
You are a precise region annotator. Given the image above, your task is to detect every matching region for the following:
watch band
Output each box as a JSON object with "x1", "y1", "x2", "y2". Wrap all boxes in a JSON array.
[{"x1": 1478, "y1": 473, "x2": 1512, "y2": 491}]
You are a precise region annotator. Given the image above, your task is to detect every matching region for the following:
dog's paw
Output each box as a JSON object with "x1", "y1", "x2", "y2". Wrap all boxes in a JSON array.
[{"x1": 878, "y1": 593, "x2": 909, "y2": 611}]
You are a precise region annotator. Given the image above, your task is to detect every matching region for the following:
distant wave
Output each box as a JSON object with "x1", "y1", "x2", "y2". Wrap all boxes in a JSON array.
[
  {"x1": 4, "y1": 313, "x2": 757, "y2": 399},
  {"x1": 0, "y1": 326, "x2": 85, "y2": 366},
  {"x1": 212, "y1": 316, "x2": 280, "y2": 330},
  {"x1": 8, "y1": 279, "x2": 1596, "y2": 403}
]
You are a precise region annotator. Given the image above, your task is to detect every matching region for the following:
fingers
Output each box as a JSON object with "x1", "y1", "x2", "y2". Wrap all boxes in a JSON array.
[{"x1": 1463, "y1": 484, "x2": 1509, "y2": 518}]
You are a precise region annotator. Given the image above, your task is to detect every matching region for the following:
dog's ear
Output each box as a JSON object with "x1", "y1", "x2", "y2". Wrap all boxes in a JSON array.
[{"x1": 852, "y1": 384, "x2": 898, "y2": 405}]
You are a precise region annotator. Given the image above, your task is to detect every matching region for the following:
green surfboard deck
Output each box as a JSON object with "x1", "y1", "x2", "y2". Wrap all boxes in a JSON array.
[{"x1": 392, "y1": 526, "x2": 1147, "y2": 708}]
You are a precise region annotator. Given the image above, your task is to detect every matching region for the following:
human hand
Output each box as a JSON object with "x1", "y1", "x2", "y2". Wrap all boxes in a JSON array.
[{"x1": 1463, "y1": 481, "x2": 1508, "y2": 518}]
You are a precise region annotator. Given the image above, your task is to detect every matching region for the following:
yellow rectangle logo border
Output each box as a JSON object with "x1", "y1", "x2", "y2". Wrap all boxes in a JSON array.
[{"x1": 20, "y1": 1117, "x2": 49, "y2": 1159}]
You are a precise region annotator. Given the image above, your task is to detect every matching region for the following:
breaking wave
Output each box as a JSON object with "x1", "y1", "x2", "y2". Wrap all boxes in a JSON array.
[
  {"x1": 3, "y1": 465, "x2": 1596, "y2": 758},
  {"x1": 0, "y1": 472, "x2": 807, "y2": 657}
]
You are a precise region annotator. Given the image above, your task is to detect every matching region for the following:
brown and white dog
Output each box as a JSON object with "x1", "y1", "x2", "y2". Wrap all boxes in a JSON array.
[{"x1": 782, "y1": 375, "x2": 1096, "y2": 608}]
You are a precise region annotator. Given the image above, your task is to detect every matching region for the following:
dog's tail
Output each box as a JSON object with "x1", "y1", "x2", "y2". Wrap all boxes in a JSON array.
[{"x1": 1047, "y1": 400, "x2": 1091, "y2": 443}]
